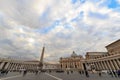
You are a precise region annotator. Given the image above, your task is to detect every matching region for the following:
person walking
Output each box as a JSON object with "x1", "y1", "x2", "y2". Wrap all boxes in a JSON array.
[
  {"x1": 71, "y1": 70, "x2": 73, "y2": 74},
  {"x1": 35, "y1": 70, "x2": 38, "y2": 75},
  {"x1": 99, "y1": 71, "x2": 102, "y2": 77},
  {"x1": 117, "y1": 70, "x2": 120, "y2": 77},
  {"x1": 23, "y1": 69, "x2": 27, "y2": 77},
  {"x1": 85, "y1": 70, "x2": 89, "y2": 77},
  {"x1": 67, "y1": 71, "x2": 69, "y2": 75}
]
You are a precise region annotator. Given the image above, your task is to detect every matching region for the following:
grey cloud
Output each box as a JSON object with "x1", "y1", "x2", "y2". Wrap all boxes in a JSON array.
[
  {"x1": 0, "y1": 0, "x2": 46, "y2": 28},
  {"x1": 0, "y1": 0, "x2": 120, "y2": 63}
]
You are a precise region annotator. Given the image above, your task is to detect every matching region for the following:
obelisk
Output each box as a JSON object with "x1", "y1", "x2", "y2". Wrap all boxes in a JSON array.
[{"x1": 38, "y1": 46, "x2": 45, "y2": 69}]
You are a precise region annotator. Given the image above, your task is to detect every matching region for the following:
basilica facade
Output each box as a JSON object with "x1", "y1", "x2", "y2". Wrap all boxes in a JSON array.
[{"x1": 59, "y1": 51, "x2": 84, "y2": 71}]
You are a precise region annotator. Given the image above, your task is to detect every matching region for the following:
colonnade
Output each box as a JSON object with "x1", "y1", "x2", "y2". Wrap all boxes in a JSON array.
[
  {"x1": 0, "y1": 58, "x2": 38, "y2": 71},
  {"x1": 85, "y1": 54, "x2": 120, "y2": 71},
  {"x1": 60, "y1": 54, "x2": 120, "y2": 72}
]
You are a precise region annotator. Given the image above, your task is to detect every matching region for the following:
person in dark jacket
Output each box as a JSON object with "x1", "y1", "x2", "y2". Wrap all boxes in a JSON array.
[
  {"x1": 117, "y1": 70, "x2": 120, "y2": 77},
  {"x1": 23, "y1": 70, "x2": 27, "y2": 77}
]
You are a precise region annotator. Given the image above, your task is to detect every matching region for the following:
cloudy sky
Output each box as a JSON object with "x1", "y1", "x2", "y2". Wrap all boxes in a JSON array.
[{"x1": 0, "y1": 0, "x2": 120, "y2": 63}]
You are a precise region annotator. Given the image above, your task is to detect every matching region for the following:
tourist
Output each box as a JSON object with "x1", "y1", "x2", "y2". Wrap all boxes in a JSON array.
[
  {"x1": 99, "y1": 71, "x2": 101, "y2": 77},
  {"x1": 0, "y1": 70, "x2": 7, "y2": 76},
  {"x1": 71, "y1": 70, "x2": 73, "y2": 73},
  {"x1": 35, "y1": 70, "x2": 38, "y2": 75},
  {"x1": 117, "y1": 70, "x2": 120, "y2": 77},
  {"x1": 79, "y1": 71, "x2": 81, "y2": 74},
  {"x1": 23, "y1": 69, "x2": 27, "y2": 77},
  {"x1": 67, "y1": 71, "x2": 69, "y2": 75},
  {"x1": 85, "y1": 70, "x2": 89, "y2": 77}
]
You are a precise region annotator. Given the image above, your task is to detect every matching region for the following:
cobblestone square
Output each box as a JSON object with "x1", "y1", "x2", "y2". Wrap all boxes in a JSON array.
[{"x1": 0, "y1": 72, "x2": 120, "y2": 80}]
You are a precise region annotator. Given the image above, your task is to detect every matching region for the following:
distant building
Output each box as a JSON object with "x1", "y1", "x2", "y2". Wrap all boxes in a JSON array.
[
  {"x1": 85, "y1": 52, "x2": 108, "y2": 59},
  {"x1": 59, "y1": 39, "x2": 120, "y2": 72},
  {"x1": 59, "y1": 51, "x2": 84, "y2": 70},
  {"x1": 106, "y1": 39, "x2": 120, "y2": 55},
  {"x1": 84, "y1": 39, "x2": 120, "y2": 71},
  {"x1": 43, "y1": 63, "x2": 60, "y2": 70}
]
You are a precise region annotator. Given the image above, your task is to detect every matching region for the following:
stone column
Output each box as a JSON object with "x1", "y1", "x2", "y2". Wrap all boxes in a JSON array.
[
  {"x1": 100, "y1": 61, "x2": 104, "y2": 70},
  {"x1": 81, "y1": 62, "x2": 84, "y2": 70},
  {"x1": 20, "y1": 64, "x2": 24, "y2": 69},
  {"x1": 73, "y1": 62, "x2": 75, "y2": 68},
  {"x1": 112, "y1": 60, "x2": 119, "y2": 70},
  {"x1": 116, "y1": 59, "x2": 120, "y2": 68},
  {"x1": 79, "y1": 62, "x2": 81, "y2": 70},
  {"x1": 93, "y1": 62, "x2": 97, "y2": 70},
  {"x1": 109, "y1": 60, "x2": 115, "y2": 70},
  {"x1": 11, "y1": 63, "x2": 15, "y2": 70},
  {"x1": 18, "y1": 64, "x2": 21, "y2": 70},
  {"x1": 25, "y1": 64, "x2": 27, "y2": 70},
  {"x1": 61, "y1": 63, "x2": 63, "y2": 69},
  {"x1": 78, "y1": 62, "x2": 80, "y2": 69},
  {"x1": 4, "y1": 62, "x2": 10, "y2": 70},
  {"x1": 104, "y1": 61, "x2": 111, "y2": 71},
  {"x1": 67, "y1": 62, "x2": 68, "y2": 68},
  {"x1": 102, "y1": 61, "x2": 107, "y2": 70},
  {"x1": 75, "y1": 62, "x2": 77, "y2": 68},
  {"x1": 108, "y1": 60, "x2": 115, "y2": 70},
  {"x1": 96, "y1": 62, "x2": 100, "y2": 70},
  {"x1": 32, "y1": 65, "x2": 34, "y2": 70},
  {"x1": 27, "y1": 64, "x2": 29, "y2": 70},
  {"x1": 15, "y1": 64, "x2": 18, "y2": 71},
  {"x1": 9, "y1": 63, "x2": 14, "y2": 71},
  {"x1": 67, "y1": 62, "x2": 70, "y2": 68},
  {"x1": 23, "y1": 64, "x2": 26, "y2": 69},
  {"x1": 17, "y1": 64, "x2": 21, "y2": 70},
  {"x1": 7, "y1": 63, "x2": 12, "y2": 71},
  {"x1": 26, "y1": 64, "x2": 28, "y2": 69},
  {"x1": 30, "y1": 64, "x2": 32, "y2": 69},
  {"x1": 28, "y1": 64, "x2": 30, "y2": 69},
  {"x1": 24, "y1": 64, "x2": 27, "y2": 69},
  {"x1": 109, "y1": 60, "x2": 118, "y2": 77},
  {"x1": 34, "y1": 64, "x2": 36, "y2": 70},
  {"x1": 0, "y1": 62, "x2": 5, "y2": 70},
  {"x1": 94, "y1": 62, "x2": 99, "y2": 70},
  {"x1": 101, "y1": 61, "x2": 106, "y2": 70},
  {"x1": 63, "y1": 63, "x2": 65, "y2": 69},
  {"x1": 106, "y1": 60, "x2": 115, "y2": 77},
  {"x1": 30, "y1": 64, "x2": 33, "y2": 70},
  {"x1": 14, "y1": 64, "x2": 17, "y2": 71},
  {"x1": 12, "y1": 63, "x2": 15, "y2": 70},
  {"x1": 114, "y1": 59, "x2": 120, "y2": 69},
  {"x1": 76, "y1": 62, "x2": 78, "y2": 69},
  {"x1": 15, "y1": 63, "x2": 18, "y2": 70},
  {"x1": 97, "y1": 62, "x2": 102, "y2": 70}
]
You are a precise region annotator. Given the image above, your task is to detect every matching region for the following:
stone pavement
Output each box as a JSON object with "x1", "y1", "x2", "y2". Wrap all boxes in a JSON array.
[
  {"x1": 0, "y1": 71, "x2": 120, "y2": 80},
  {"x1": 49, "y1": 71, "x2": 120, "y2": 80}
]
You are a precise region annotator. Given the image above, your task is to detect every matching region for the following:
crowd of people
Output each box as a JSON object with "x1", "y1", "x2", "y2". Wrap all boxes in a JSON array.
[
  {"x1": 107, "y1": 70, "x2": 120, "y2": 77},
  {"x1": 0, "y1": 69, "x2": 40, "y2": 77},
  {"x1": 0, "y1": 70, "x2": 9, "y2": 76}
]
